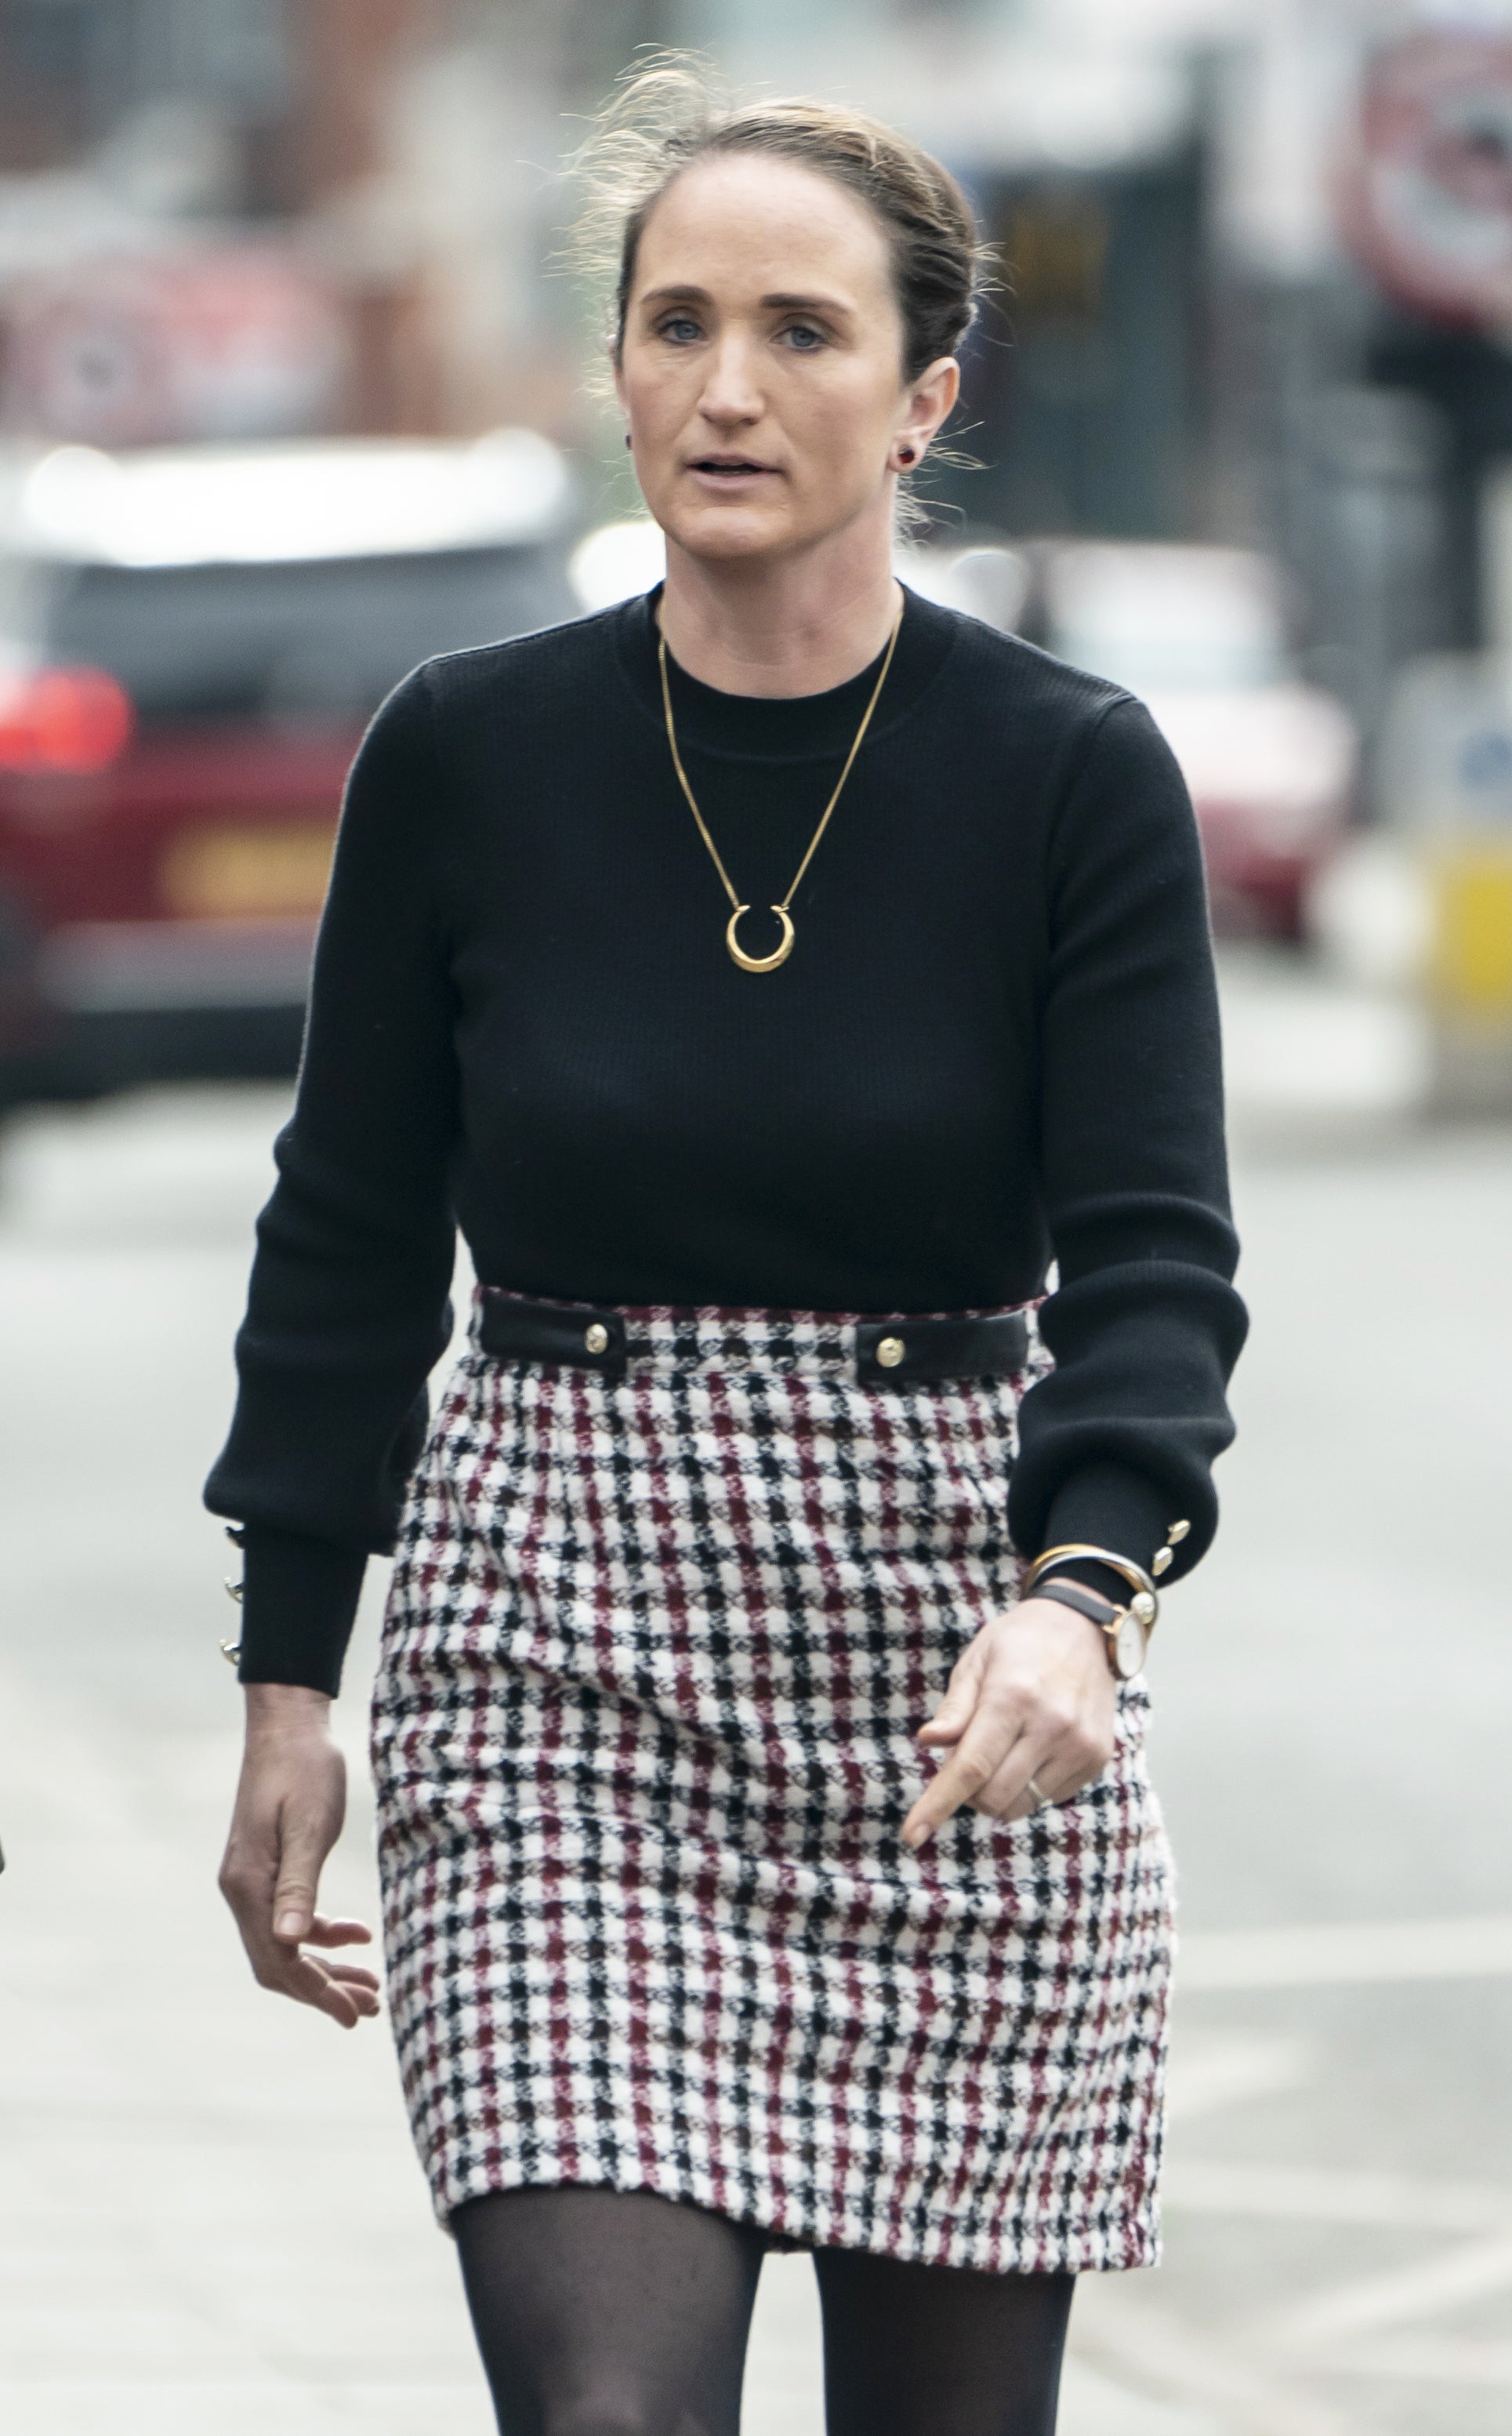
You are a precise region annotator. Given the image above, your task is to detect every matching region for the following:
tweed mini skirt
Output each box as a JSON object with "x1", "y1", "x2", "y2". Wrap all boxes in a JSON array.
[{"x1": 370, "y1": 1294, "x2": 1174, "y2": 2274}]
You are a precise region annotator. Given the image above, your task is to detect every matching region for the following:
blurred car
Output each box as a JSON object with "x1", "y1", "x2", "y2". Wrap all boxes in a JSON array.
[
  {"x1": 0, "y1": 429, "x2": 575, "y2": 1104},
  {"x1": 1039, "y1": 543, "x2": 1359, "y2": 937}
]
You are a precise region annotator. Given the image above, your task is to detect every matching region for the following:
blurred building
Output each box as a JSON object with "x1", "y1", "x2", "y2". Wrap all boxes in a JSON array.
[
  {"x1": 690, "y1": 1, "x2": 1213, "y2": 540},
  {"x1": 5, "y1": 0, "x2": 1512, "y2": 786},
  {"x1": 0, "y1": 0, "x2": 621, "y2": 445}
]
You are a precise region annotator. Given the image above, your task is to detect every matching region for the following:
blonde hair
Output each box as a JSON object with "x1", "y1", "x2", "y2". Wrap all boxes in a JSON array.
[{"x1": 570, "y1": 55, "x2": 989, "y2": 392}]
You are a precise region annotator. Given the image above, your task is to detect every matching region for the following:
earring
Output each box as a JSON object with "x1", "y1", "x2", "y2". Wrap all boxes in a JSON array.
[
  {"x1": 624, "y1": 432, "x2": 633, "y2": 450},
  {"x1": 897, "y1": 445, "x2": 916, "y2": 467}
]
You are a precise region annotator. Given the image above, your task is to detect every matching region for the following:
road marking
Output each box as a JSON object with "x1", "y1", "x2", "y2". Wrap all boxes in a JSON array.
[
  {"x1": 1060, "y1": 2357, "x2": 1221, "y2": 2434},
  {"x1": 1071, "y1": 2282, "x2": 1365, "y2": 2436},
  {"x1": 1269, "y1": 2235, "x2": 1512, "y2": 2349},
  {"x1": 1180, "y1": 1914, "x2": 1512, "y2": 1989},
  {"x1": 1325, "y1": 2335, "x2": 1512, "y2": 2385},
  {"x1": 1166, "y1": 2035, "x2": 1314, "y2": 2123},
  {"x1": 1163, "y1": 2158, "x2": 1512, "y2": 2233}
]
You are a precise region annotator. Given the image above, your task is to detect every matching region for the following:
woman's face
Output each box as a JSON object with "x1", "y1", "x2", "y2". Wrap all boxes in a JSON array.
[{"x1": 616, "y1": 151, "x2": 956, "y2": 570}]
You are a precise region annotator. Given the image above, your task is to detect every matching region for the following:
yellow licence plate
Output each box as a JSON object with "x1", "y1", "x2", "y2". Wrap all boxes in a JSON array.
[{"x1": 161, "y1": 823, "x2": 337, "y2": 920}]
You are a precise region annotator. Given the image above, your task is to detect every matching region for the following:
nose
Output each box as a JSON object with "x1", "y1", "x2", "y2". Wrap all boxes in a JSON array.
[{"x1": 698, "y1": 329, "x2": 763, "y2": 429}]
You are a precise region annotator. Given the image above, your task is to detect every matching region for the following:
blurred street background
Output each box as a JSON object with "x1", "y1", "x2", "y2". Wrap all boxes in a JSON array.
[{"x1": 1, "y1": 4, "x2": 1510, "y2": 2434}]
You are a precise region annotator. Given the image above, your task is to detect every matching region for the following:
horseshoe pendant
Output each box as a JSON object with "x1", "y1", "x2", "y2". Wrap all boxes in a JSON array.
[{"x1": 725, "y1": 902, "x2": 795, "y2": 973}]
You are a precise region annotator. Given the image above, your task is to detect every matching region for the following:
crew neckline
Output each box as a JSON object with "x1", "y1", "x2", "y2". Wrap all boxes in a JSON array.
[{"x1": 615, "y1": 581, "x2": 959, "y2": 764}]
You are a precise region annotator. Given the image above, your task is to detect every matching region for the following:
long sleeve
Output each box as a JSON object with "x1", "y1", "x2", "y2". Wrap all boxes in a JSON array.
[
  {"x1": 1008, "y1": 694, "x2": 1249, "y2": 1588},
  {"x1": 205, "y1": 667, "x2": 459, "y2": 1692}
]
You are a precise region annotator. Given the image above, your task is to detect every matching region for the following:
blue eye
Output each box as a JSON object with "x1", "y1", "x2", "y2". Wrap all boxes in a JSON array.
[
  {"x1": 659, "y1": 316, "x2": 702, "y2": 343},
  {"x1": 783, "y1": 324, "x2": 825, "y2": 351}
]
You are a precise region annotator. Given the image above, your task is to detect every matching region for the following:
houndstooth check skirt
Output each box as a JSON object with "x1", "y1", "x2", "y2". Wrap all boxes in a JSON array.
[{"x1": 370, "y1": 1296, "x2": 1174, "y2": 2274}]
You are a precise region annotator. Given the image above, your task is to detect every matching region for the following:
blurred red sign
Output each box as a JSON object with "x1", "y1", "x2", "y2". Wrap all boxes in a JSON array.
[
  {"x1": 0, "y1": 245, "x2": 346, "y2": 446},
  {"x1": 1341, "y1": 32, "x2": 1512, "y2": 325}
]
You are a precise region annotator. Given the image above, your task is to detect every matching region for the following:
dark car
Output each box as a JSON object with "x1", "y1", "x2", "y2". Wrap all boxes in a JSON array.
[{"x1": 0, "y1": 430, "x2": 576, "y2": 1104}]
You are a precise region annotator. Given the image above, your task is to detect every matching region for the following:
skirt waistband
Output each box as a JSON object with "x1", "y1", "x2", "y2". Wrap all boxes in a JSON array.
[{"x1": 473, "y1": 1286, "x2": 1037, "y2": 1387}]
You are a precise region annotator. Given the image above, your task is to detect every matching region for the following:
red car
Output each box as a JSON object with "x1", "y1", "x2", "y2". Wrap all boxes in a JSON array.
[{"x1": 0, "y1": 430, "x2": 575, "y2": 1105}]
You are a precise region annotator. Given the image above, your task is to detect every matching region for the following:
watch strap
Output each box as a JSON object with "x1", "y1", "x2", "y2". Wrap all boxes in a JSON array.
[
  {"x1": 1028, "y1": 1574, "x2": 1145, "y2": 1679},
  {"x1": 1029, "y1": 1577, "x2": 1119, "y2": 1628}
]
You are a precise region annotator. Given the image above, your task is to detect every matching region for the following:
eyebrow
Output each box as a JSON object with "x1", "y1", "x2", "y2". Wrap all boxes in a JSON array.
[
  {"x1": 760, "y1": 291, "x2": 853, "y2": 317},
  {"x1": 637, "y1": 283, "x2": 854, "y2": 319}
]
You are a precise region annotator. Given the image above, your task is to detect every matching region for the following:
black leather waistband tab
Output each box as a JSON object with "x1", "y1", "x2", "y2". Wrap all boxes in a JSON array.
[
  {"x1": 854, "y1": 1310, "x2": 1028, "y2": 1386},
  {"x1": 478, "y1": 1290, "x2": 628, "y2": 1378}
]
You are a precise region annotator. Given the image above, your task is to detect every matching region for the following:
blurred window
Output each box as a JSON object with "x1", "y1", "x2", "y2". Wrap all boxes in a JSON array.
[
  {"x1": 15, "y1": 544, "x2": 567, "y2": 721},
  {"x1": 1007, "y1": 192, "x2": 1110, "y2": 326}
]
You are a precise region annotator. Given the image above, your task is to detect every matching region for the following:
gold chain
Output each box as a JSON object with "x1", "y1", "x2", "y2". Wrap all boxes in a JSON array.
[{"x1": 657, "y1": 597, "x2": 903, "y2": 973}]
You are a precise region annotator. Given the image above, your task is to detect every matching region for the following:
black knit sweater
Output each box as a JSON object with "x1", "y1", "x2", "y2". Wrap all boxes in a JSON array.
[{"x1": 206, "y1": 586, "x2": 1246, "y2": 1694}]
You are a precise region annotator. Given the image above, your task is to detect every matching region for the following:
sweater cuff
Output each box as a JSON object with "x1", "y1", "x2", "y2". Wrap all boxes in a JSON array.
[
  {"x1": 1037, "y1": 1461, "x2": 1183, "y2": 1601},
  {"x1": 236, "y1": 1527, "x2": 368, "y2": 1697}
]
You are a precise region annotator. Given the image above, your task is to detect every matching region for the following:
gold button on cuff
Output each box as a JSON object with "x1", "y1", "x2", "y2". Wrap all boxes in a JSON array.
[
  {"x1": 876, "y1": 1334, "x2": 905, "y2": 1369},
  {"x1": 1168, "y1": 1519, "x2": 1191, "y2": 1543},
  {"x1": 583, "y1": 1322, "x2": 610, "y2": 1355}
]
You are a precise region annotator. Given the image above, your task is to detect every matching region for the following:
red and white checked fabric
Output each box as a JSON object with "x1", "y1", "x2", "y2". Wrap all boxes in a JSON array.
[{"x1": 371, "y1": 1297, "x2": 1173, "y2": 2272}]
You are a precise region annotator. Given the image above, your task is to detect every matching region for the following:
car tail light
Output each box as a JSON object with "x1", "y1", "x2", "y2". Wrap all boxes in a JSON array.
[{"x1": 0, "y1": 665, "x2": 135, "y2": 774}]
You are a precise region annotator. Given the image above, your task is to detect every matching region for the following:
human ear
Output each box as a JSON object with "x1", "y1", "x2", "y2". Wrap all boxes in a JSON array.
[{"x1": 891, "y1": 354, "x2": 960, "y2": 470}]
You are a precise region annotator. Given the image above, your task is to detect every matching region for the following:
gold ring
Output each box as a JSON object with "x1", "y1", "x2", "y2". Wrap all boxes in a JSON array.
[{"x1": 1026, "y1": 1775, "x2": 1047, "y2": 1810}]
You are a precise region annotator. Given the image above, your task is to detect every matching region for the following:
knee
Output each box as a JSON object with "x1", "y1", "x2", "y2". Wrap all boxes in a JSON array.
[{"x1": 538, "y1": 2400, "x2": 669, "y2": 2436}]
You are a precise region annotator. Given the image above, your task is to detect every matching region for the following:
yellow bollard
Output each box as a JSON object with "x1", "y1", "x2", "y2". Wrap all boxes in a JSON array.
[{"x1": 1427, "y1": 843, "x2": 1512, "y2": 1110}]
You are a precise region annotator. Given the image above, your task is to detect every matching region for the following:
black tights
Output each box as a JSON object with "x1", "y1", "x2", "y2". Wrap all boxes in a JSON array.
[{"x1": 455, "y1": 2184, "x2": 1074, "y2": 2436}]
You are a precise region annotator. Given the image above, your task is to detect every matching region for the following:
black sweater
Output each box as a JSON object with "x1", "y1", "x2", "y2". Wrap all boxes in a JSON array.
[{"x1": 206, "y1": 586, "x2": 1246, "y2": 1694}]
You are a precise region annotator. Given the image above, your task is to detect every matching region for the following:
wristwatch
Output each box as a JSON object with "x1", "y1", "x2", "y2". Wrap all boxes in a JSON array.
[{"x1": 1028, "y1": 1576, "x2": 1151, "y2": 1679}]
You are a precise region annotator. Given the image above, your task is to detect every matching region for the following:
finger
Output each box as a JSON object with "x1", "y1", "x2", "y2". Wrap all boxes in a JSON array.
[
  {"x1": 300, "y1": 1915, "x2": 375, "y2": 1950},
  {"x1": 269, "y1": 1945, "x2": 374, "y2": 2028},
  {"x1": 1029, "y1": 1746, "x2": 1112, "y2": 1806},
  {"x1": 277, "y1": 1955, "x2": 381, "y2": 2023},
  {"x1": 248, "y1": 1926, "x2": 380, "y2": 1998},
  {"x1": 904, "y1": 1700, "x2": 1027, "y2": 1848},
  {"x1": 323, "y1": 1963, "x2": 383, "y2": 1996},
  {"x1": 314, "y1": 1955, "x2": 382, "y2": 1987},
  {"x1": 916, "y1": 1644, "x2": 986, "y2": 1747},
  {"x1": 295, "y1": 1960, "x2": 367, "y2": 2028},
  {"x1": 988, "y1": 1720, "x2": 1117, "y2": 1817},
  {"x1": 316, "y1": 1967, "x2": 383, "y2": 2018},
  {"x1": 271, "y1": 1823, "x2": 332, "y2": 1944},
  {"x1": 977, "y1": 1743, "x2": 1061, "y2": 1821}
]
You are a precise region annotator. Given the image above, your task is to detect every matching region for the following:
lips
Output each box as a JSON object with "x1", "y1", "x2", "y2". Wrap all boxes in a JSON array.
[{"x1": 689, "y1": 456, "x2": 775, "y2": 477}]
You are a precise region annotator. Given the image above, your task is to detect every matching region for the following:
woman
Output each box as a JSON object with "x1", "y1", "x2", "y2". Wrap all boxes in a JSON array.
[{"x1": 210, "y1": 64, "x2": 1245, "y2": 2436}]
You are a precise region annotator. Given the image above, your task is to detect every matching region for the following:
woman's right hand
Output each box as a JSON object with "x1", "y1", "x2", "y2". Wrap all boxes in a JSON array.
[{"x1": 218, "y1": 1683, "x2": 382, "y2": 2029}]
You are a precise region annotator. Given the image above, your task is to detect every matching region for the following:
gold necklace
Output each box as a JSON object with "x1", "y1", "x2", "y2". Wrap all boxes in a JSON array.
[{"x1": 657, "y1": 600, "x2": 903, "y2": 973}]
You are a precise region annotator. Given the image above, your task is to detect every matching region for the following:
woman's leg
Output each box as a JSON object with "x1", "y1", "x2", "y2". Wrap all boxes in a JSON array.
[
  {"x1": 454, "y1": 2184, "x2": 766, "y2": 2436},
  {"x1": 814, "y1": 2247, "x2": 1075, "y2": 2436}
]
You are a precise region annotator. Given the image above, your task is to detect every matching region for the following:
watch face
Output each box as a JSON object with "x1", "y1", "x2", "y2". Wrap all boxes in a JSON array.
[{"x1": 1113, "y1": 1611, "x2": 1148, "y2": 1679}]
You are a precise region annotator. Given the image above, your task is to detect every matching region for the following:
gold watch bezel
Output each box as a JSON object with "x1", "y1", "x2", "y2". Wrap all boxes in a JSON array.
[{"x1": 1107, "y1": 1606, "x2": 1148, "y2": 1679}]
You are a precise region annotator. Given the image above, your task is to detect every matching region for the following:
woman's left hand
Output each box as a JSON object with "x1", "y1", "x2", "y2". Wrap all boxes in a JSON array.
[{"x1": 903, "y1": 1597, "x2": 1119, "y2": 1849}]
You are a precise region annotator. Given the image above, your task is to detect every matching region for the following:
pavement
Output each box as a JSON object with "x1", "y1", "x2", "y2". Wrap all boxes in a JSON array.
[{"x1": 2, "y1": 950, "x2": 1510, "y2": 2435}]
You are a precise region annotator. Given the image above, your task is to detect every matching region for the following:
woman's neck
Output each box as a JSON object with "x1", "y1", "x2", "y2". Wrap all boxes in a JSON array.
[{"x1": 657, "y1": 534, "x2": 901, "y2": 699}]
